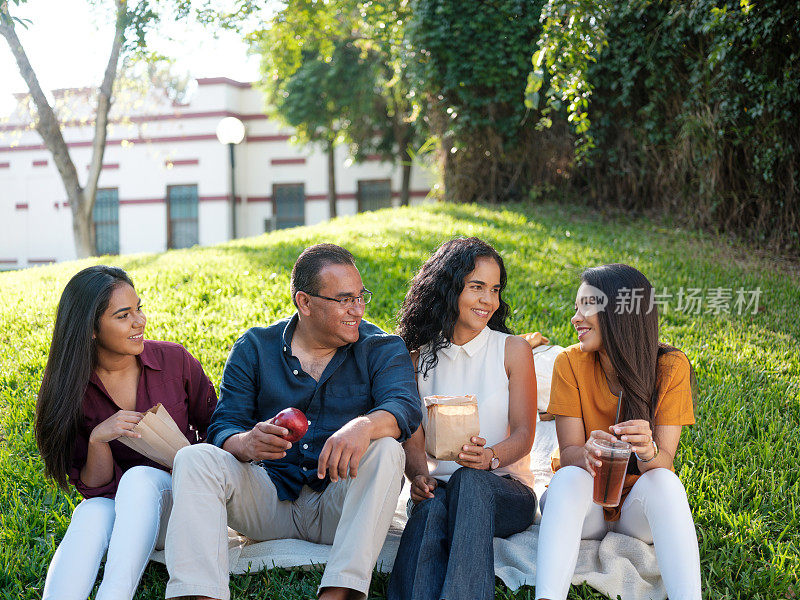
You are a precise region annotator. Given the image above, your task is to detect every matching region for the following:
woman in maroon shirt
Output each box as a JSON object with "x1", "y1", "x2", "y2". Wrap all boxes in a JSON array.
[{"x1": 35, "y1": 265, "x2": 217, "y2": 600}]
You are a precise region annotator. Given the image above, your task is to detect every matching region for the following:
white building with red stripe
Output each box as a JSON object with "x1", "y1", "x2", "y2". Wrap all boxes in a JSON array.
[{"x1": 0, "y1": 77, "x2": 434, "y2": 269}]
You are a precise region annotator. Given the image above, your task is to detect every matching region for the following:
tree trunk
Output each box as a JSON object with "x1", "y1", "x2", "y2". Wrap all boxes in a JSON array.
[
  {"x1": 0, "y1": 0, "x2": 126, "y2": 258},
  {"x1": 82, "y1": 0, "x2": 127, "y2": 253},
  {"x1": 327, "y1": 137, "x2": 337, "y2": 219},
  {"x1": 399, "y1": 126, "x2": 414, "y2": 206},
  {"x1": 400, "y1": 158, "x2": 412, "y2": 207},
  {"x1": 441, "y1": 137, "x2": 457, "y2": 202}
]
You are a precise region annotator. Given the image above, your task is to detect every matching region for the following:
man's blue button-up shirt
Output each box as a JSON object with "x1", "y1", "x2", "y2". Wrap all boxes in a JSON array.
[{"x1": 207, "y1": 314, "x2": 422, "y2": 501}]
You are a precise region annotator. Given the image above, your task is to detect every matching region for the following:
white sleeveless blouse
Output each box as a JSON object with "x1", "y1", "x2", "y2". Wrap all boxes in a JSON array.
[{"x1": 418, "y1": 327, "x2": 535, "y2": 489}]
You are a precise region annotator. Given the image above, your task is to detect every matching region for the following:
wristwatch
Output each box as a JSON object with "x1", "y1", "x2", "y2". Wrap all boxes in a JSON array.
[
  {"x1": 487, "y1": 447, "x2": 500, "y2": 470},
  {"x1": 635, "y1": 439, "x2": 659, "y2": 463}
]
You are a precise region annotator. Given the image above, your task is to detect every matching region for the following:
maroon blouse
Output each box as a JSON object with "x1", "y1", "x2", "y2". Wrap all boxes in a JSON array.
[{"x1": 68, "y1": 340, "x2": 217, "y2": 499}]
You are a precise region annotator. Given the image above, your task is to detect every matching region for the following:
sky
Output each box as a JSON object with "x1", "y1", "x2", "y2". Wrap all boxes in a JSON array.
[{"x1": 0, "y1": 0, "x2": 262, "y2": 114}]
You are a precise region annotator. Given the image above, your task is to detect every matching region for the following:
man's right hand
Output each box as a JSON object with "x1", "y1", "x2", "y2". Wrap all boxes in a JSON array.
[
  {"x1": 409, "y1": 474, "x2": 438, "y2": 503},
  {"x1": 227, "y1": 420, "x2": 293, "y2": 462}
]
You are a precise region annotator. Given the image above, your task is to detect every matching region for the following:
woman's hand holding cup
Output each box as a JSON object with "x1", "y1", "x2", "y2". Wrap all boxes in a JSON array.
[
  {"x1": 583, "y1": 429, "x2": 618, "y2": 476},
  {"x1": 610, "y1": 419, "x2": 654, "y2": 460}
]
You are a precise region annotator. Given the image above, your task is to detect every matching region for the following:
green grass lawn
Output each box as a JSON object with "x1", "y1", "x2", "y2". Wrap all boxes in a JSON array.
[{"x1": 1, "y1": 202, "x2": 798, "y2": 599}]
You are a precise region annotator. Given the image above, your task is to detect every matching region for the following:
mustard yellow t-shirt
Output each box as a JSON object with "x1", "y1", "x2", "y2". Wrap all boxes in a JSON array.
[{"x1": 547, "y1": 344, "x2": 695, "y2": 520}]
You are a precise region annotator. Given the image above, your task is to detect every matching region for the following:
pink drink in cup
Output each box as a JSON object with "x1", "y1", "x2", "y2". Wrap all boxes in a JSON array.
[{"x1": 589, "y1": 438, "x2": 632, "y2": 507}]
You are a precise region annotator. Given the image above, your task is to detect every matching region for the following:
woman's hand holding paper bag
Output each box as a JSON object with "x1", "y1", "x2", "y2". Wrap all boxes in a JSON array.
[
  {"x1": 89, "y1": 410, "x2": 144, "y2": 443},
  {"x1": 118, "y1": 404, "x2": 190, "y2": 469},
  {"x1": 455, "y1": 435, "x2": 490, "y2": 469}
]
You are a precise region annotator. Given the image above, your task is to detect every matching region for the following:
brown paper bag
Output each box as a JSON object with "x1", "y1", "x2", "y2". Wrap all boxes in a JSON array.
[
  {"x1": 118, "y1": 403, "x2": 189, "y2": 469},
  {"x1": 423, "y1": 395, "x2": 480, "y2": 461}
]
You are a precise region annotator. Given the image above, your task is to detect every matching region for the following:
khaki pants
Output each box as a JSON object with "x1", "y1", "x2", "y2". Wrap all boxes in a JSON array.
[{"x1": 164, "y1": 437, "x2": 405, "y2": 600}]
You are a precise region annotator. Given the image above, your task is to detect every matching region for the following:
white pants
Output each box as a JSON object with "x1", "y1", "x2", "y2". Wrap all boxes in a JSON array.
[
  {"x1": 535, "y1": 466, "x2": 701, "y2": 600},
  {"x1": 42, "y1": 466, "x2": 172, "y2": 600}
]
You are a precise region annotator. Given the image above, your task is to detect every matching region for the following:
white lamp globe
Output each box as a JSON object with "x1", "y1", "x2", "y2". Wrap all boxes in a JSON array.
[{"x1": 216, "y1": 116, "x2": 246, "y2": 145}]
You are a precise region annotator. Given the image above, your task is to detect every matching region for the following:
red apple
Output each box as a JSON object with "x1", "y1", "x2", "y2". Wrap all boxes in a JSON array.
[{"x1": 273, "y1": 407, "x2": 309, "y2": 443}]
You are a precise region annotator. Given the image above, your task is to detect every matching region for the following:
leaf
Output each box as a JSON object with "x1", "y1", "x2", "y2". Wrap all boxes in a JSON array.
[
  {"x1": 528, "y1": 68, "x2": 544, "y2": 94},
  {"x1": 532, "y1": 48, "x2": 545, "y2": 68},
  {"x1": 525, "y1": 90, "x2": 540, "y2": 109}
]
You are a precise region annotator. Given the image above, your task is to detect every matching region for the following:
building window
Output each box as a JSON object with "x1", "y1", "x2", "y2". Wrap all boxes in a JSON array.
[
  {"x1": 93, "y1": 188, "x2": 119, "y2": 255},
  {"x1": 167, "y1": 185, "x2": 199, "y2": 249},
  {"x1": 358, "y1": 179, "x2": 392, "y2": 212},
  {"x1": 273, "y1": 184, "x2": 305, "y2": 229}
]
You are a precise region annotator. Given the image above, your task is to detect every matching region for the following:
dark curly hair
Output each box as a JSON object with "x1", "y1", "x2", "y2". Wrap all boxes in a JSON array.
[{"x1": 398, "y1": 237, "x2": 512, "y2": 377}]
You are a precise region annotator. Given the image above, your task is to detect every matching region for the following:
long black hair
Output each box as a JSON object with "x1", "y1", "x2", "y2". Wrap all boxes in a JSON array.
[
  {"x1": 398, "y1": 237, "x2": 512, "y2": 378},
  {"x1": 36, "y1": 265, "x2": 135, "y2": 489},
  {"x1": 581, "y1": 264, "x2": 695, "y2": 428}
]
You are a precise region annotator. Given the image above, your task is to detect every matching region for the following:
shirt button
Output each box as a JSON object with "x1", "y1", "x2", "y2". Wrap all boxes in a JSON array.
[
  {"x1": 284, "y1": 346, "x2": 288, "y2": 352},
  {"x1": 307, "y1": 420, "x2": 312, "y2": 426},
  {"x1": 293, "y1": 369, "x2": 299, "y2": 375},
  {"x1": 303, "y1": 444, "x2": 308, "y2": 449},
  {"x1": 302, "y1": 466, "x2": 308, "y2": 471}
]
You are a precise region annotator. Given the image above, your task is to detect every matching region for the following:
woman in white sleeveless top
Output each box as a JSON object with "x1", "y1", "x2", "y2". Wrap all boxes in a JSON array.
[{"x1": 388, "y1": 237, "x2": 537, "y2": 600}]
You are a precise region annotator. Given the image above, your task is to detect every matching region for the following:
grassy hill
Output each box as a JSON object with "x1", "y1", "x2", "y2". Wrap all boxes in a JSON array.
[{"x1": 1, "y1": 202, "x2": 798, "y2": 599}]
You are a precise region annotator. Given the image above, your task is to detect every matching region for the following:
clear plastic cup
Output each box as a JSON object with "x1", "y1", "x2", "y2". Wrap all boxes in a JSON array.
[{"x1": 589, "y1": 438, "x2": 632, "y2": 507}]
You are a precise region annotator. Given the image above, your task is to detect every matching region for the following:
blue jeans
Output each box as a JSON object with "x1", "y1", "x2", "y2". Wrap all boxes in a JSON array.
[{"x1": 388, "y1": 467, "x2": 537, "y2": 600}]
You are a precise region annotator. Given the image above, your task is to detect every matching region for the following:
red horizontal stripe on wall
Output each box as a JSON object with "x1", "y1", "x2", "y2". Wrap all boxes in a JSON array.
[
  {"x1": 0, "y1": 111, "x2": 268, "y2": 133},
  {"x1": 365, "y1": 154, "x2": 384, "y2": 161},
  {"x1": 247, "y1": 134, "x2": 292, "y2": 143},
  {"x1": 0, "y1": 258, "x2": 18, "y2": 264},
  {"x1": 29, "y1": 258, "x2": 56, "y2": 264},
  {"x1": 85, "y1": 163, "x2": 120, "y2": 170},
  {"x1": 0, "y1": 161, "x2": 9, "y2": 168},
  {"x1": 392, "y1": 190, "x2": 432, "y2": 198},
  {"x1": 198, "y1": 195, "x2": 238, "y2": 203},
  {"x1": 305, "y1": 193, "x2": 330, "y2": 201},
  {"x1": 15, "y1": 203, "x2": 29, "y2": 210},
  {"x1": 126, "y1": 111, "x2": 265, "y2": 124},
  {"x1": 245, "y1": 196, "x2": 272, "y2": 203},
  {"x1": 337, "y1": 193, "x2": 357, "y2": 200},
  {"x1": 271, "y1": 158, "x2": 306, "y2": 166},
  {"x1": 0, "y1": 134, "x2": 220, "y2": 153},
  {"x1": 1, "y1": 132, "x2": 296, "y2": 153},
  {"x1": 166, "y1": 159, "x2": 199, "y2": 167},
  {"x1": 33, "y1": 159, "x2": 48, "y2": 167},
  {"x1": 197, "y1": 77, "x2": 252, "y2": 89},
  {"x1": 119, "y1": 198, "x2": 164, "y2": 205},
  {"x1": 129, "y1": 134, "x2": 218, "y2": 145}
]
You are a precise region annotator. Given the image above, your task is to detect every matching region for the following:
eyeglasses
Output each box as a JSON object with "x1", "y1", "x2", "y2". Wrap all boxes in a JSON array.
[{"x1": 306, "y1": 289, "x2": 373, "y2": 308}]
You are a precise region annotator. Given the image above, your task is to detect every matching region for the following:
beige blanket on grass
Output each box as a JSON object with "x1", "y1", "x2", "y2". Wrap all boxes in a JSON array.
[{"x1": 150, "y1": 417, "x2": 665, "y2": 600}]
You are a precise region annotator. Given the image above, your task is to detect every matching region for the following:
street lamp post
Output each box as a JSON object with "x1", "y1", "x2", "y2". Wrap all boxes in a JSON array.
[{"x1": 215, "y1": 116, "x2": 246, "y2": 240}]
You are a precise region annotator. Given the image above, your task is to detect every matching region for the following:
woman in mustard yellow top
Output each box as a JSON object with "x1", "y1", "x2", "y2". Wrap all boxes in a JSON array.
[{"x1": 535, "y1": 264, "x2": 701, "y2": 600}]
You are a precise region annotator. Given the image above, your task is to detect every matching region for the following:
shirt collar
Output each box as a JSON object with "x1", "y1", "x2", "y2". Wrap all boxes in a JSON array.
[
  {"x1": 440, "y1": 326, "x2": 491, "y2": 360},
  {"x1": 281, "y1": 313, "x2": 300, "y2": 352},
  {"x1": 137, "y1": 340, "x2": 163, "y2": 371},
  {"x1": 280, "y1": 313, "x2": 357, "y2": 355}
]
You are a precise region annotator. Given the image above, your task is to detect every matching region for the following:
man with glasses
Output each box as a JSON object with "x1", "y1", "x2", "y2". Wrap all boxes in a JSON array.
[{"x1": 165, "y1": 244, "x2": 422, "y2": 600}]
